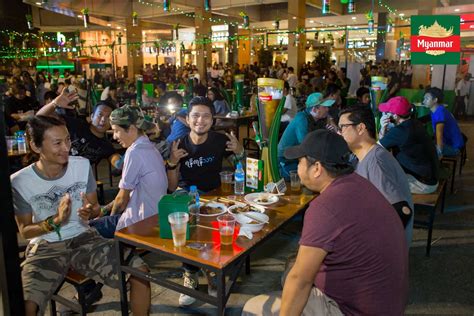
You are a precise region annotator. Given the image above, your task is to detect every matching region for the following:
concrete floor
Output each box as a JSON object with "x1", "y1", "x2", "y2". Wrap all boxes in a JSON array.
[{"x1": 51, "y1": 121, "x2": 474, "y2": 315}]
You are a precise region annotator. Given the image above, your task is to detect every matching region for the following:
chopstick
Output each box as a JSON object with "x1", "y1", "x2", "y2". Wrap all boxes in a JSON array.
[
  {"x1": 189, "y1": 224, "x2": 219, "y2": 231},
  {"x1": 236, "y1": 210, "x2": 269, "y2": 224}
]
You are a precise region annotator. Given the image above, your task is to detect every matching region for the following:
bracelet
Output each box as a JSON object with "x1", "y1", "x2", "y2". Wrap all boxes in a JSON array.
[
  {"x1": 47, "y1": 216, "x2": 62, "y2": 240},
  {"x1": 235, "y1": 150, "x2": 245, "y2": 161},
  {"x1": 52, "y1": 100, "x2": 58, "y2": 109},
  {"x1": 166, "y1": 160, "x2": 178, "y2": 170},
  {"x1": 40, "y1": 218, "x2": 54, "y2": 233},
  {"x1": 100, "y1": 206, "x2": 109, "y2": 216}
]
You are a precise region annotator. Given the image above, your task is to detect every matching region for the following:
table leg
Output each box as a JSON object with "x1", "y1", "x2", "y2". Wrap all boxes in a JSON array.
[
  {"x1": 216, "y1": 270, "x2": 226, "y2": 316},
  {"x1": 245, "y1": 255, "x2": 251, "y2": 275},
  {"x1": 114, "y1": 240, "x2": 129, "y2": 315}
]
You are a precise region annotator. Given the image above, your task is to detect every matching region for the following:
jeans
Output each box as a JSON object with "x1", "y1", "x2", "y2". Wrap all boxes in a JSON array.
[{"x1": 89, "y1": 214, "x2": 122, "y2": 239}]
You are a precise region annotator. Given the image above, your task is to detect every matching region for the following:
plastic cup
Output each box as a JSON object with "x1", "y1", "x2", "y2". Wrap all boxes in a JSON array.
[
  {"x1": 217, "y1": 214, "x2": 236, "y2": 245},
  {"x1": 6, "y1": 136, "x2": 16, "y2": 154},
  {"x1": 168, "y1": 212, "x2": 189, "y2": 247},
  {"x1": 290, "y1": 170, "x2": 301, "y2": 192},
  {"x1": 220, "y1": 171, "x2": 233, "y2": 193}
]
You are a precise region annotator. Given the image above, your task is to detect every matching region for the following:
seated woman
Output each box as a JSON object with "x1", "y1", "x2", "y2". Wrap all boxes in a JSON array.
[
  {"x1": 378, "y1": 96, "x2": 439, "y2": 194},
  {"x1": 424, "y1": 87, "x2": 464, "y2": 157},
  {"x1": 207, "y1": 87, "x2": 230, "y2": 116}
]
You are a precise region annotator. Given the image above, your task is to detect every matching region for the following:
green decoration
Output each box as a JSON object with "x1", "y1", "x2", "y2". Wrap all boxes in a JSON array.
[
  {"x1": 26, "y1": 14, "x2": 33, "y2": 30},
  {"x1": 81, "y1": 8, "x2": 90, "y2": 28},
  {"x1": 132, "y1": 11, "x2": 139, "y2": 26}
]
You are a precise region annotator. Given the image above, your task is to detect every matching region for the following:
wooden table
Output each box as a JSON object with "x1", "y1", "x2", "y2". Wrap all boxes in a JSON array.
[
  {"x1": 8, "y1": 150, "x2": 29, "y2": 158},
  {"x1": 213, "y1": 113, "x2": 258, "y2": 141},
  {"x1": 114, "y1": 189, "x2": 315, "y2": 315}
]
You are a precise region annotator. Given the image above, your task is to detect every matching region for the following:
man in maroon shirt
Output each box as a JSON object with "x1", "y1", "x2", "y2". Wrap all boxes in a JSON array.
[{"x1": 242, "y1": 130, "x2": 408, "y2": 316}]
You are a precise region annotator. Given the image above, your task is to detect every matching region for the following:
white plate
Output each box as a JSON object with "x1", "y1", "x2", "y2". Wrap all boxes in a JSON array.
[
  {"x1": 244, "y1": 193, "x2": 279, "y2": 205},
  {"x1": 193, "y1": 202, "x2": 227, "y2": 217}
]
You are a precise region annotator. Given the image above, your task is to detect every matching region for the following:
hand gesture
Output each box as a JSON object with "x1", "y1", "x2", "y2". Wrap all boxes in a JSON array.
[
  {"x1": 57, "y1": 193, "x2": 72, "y2": 223},
  {"x1": 225, "y1": 131, "x2": 244, "y2": 154},
  {"x1": 54, "y1": 87, "x2": 79, "y2": 109},
  {"x1": 77, "y1": 192, "x2": 94, "y2": 221},
  {"x1": 169, "y1": 139, "x2": 188, "y2": 165}
]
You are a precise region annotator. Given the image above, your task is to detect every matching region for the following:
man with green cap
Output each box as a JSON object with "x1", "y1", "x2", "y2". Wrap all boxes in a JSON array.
[
  {"x1": 89, "y1": 105, "x2": 168, "y2": 238},
  {"x1": 277, "y1": 92, "x2": 336, "y2": 180}
]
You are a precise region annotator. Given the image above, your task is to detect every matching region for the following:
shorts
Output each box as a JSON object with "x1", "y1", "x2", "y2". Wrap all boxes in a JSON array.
[
  {"x1": 89, "y1": 214, "x2": 122, "y2": 239},
  {"x1": 241, "y1": 288, "x2": 343, "y2": 316},
  {"x1": 21, "y1": 229, "x2": 145, "y2": 314}
]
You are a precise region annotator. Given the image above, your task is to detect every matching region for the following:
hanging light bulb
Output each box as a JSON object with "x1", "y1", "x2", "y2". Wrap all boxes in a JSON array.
[
  {"x1": 348, "y1": 0, "x2": 355, "y2": 14},
  {"x1": 322, "y1": 0, "x2": 330, "y2": 15},
  {"x1": 26, "y1": 14, "x2": 33, "y2": 30},
  {"x1": 132, "y1": 12, "x2": 139, "y2": 27},
  {"x1": 204, "y1": 0, "x2": 211, "y2": 11},
  {"x1": 81, "y1": 8, "x2": 89, "y2": 28}
]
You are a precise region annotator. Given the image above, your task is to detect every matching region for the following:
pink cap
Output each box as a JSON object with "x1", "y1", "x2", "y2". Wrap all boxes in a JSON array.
[{"x1": 379, "y1": 96, "x2": 412, "y2": 116}]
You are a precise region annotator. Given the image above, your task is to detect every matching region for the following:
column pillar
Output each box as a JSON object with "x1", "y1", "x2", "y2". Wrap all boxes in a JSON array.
[
  {"x1": 125, "y1": 17, "x2": 143, "y2": 81},
  {"x1": 375, "y1": 12, "x2": 388, "y2": 63},
  {"x1": 287, "y1": 0, "x2": 306, "y2": 76},
  {"x1": 195, "y1": 6, "x2": 212, "y2": 83},
  {"x1": 228, "y1": 25, "x2": 238, "y2": 65}
]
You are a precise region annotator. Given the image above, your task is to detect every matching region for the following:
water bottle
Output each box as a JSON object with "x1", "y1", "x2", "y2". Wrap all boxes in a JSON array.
[
  {"x1": 16, "y1": 131, "x2": 27, "y2": 154},
  {"x1": 234, "y1": 162, "x2": 245, "y2": 195},
  {"x1": 188, "y1": 185, "x2": 200, "y2": 214}
]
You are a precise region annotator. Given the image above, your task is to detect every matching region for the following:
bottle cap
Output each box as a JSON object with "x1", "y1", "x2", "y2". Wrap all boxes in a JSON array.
[
  {"x1": 237, "y1": 162, "x2": 242, "y2": 169},
  {"x1": 190, "y1": 185, "x2": 197, "y2": 192}
]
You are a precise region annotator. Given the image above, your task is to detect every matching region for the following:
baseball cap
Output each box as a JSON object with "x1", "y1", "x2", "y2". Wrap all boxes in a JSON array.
[
  {"x1": 110, "y1": 105, "x2": 155, "y2": 130},
  {"x1": 305, "y1": 92, "x2": 336, "y2": 108},
  {"x1": 379, "y1": 96, "x2": 412, "y2": 116},
  {"x1": 284, "y1": 129, "x2": 351, "y2": 165}
]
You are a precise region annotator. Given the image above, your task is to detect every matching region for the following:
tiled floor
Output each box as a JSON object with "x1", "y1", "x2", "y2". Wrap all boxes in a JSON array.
[{"x1": 47, "y1": 120, "x2": 474, "y2": 315}]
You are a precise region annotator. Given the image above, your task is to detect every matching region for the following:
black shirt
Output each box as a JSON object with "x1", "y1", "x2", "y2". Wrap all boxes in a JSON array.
[
  {"x1": 380, "y1": 119, "x2": 439, "y2": 185},
  {"x1": 4, "y1": 96, "x2": 38, "y2": 130},
  {"x1": 63, "y1": 116, "x2": 115, "y2": 165},
  {"x1": 178, "y1": 131, "x2": 231, "y2": 192}
]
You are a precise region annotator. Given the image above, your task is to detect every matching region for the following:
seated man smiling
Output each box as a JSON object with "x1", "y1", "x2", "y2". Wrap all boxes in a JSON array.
[{"x1": 166, "y1": 96, "x2": 245, "y2": 306}]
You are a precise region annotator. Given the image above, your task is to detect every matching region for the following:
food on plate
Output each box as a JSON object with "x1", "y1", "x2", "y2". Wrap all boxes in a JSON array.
[{"x1": 200, "y1": 205, "x2": 223, "y2": 215}]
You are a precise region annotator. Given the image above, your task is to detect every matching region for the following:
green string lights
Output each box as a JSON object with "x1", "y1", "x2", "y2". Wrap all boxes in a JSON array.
[{"x1": 378, "y1": 0, "x2": 411, "y2": 22}]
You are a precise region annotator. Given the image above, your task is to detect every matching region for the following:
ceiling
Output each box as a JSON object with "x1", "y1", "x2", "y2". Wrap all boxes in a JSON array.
[{"x1": 23, "y1": 0, "x2": 474, "y2": 33}]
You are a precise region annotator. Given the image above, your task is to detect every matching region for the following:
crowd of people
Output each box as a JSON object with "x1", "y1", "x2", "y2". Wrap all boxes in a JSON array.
[{"x1": 3, "y1": 56, "x2": 469, "y2": 315}]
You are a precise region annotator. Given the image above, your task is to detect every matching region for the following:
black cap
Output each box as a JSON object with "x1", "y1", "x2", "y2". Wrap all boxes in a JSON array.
[{"x1": 284, "y1": 130, "x2": 351, "y2": 165}]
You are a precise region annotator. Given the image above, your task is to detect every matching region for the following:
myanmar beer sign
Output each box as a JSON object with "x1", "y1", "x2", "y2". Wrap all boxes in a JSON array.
[{"x1": 411, "y1": 15, "x2": 460, "y2": 64}]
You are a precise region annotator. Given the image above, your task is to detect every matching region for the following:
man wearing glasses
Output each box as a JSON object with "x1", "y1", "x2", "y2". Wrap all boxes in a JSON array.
[{"x1": 338, "y1": 106, "x2": 414, "y2": 244}]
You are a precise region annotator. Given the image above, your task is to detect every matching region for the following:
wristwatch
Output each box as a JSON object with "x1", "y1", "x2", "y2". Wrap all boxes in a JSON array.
[{"x1": 166, "y1": 160, "x2": 178, "y2": 170}]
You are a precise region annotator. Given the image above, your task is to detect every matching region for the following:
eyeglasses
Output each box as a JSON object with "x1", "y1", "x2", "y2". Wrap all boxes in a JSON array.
[{"x1": 337, "y1": 123, "x2": 358, "y2": 132}]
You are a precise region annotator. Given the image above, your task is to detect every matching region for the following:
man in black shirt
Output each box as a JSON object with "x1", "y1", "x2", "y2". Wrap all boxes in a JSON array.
[
  {"x1": 4, "y1": 83, "x2": 38, "y2": 133},
  {"x1": 37, "y1": 89, "x2": 116, "y2": 165},
  {"x1": 379, "y1": 96, "x2": 439, "y2": 194},
  {"x1": 166, "y1": 96, "x2": 244, "y2": 306},
  {"x1": 167, "y1": 96, "x2": 244, "y2": 193}
]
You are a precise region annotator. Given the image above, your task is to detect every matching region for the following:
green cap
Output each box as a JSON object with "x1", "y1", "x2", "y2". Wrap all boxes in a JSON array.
[
  {"x1": 305, "y1": 92, "x2": 336, "y2": 108},
  {"x1": 109, "y1": 105, "x2": 155, "y2": 130}
]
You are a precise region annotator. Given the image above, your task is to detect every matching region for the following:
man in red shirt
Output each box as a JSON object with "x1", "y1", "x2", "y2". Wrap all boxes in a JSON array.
[{"x1": 242, "y1": 130, "x2": 408, "y2": 316}]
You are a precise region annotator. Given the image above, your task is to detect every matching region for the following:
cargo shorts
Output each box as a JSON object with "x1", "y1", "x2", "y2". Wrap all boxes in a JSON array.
[{"x1": 21, "y1": 229, "x2": 145, "y2": 314}]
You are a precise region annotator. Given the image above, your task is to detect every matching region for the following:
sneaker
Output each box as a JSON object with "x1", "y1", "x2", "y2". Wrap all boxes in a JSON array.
[
  {"x1": 178, "y1": 271, "x2": 199, "y2": 306},
  {"x1": 206, "y1": 271, "x2": 217, "y2": 297}
]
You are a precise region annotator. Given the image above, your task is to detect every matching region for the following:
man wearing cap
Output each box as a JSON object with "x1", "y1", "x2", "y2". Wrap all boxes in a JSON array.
[
  {"x1": 242, "y1": 130, "x2": 408, "y2": 316},
  {"x1": 338, "y1": 106, "x2": 414, "y2": 244},
  {"x1": 278, "y1": 92, "x2": 336, "y2": 181},
  {"x1": 89, "y1": 105, "x2": 168, "y2": 237},
  {"x1": 379, "y1": 96, "x2": 439, "y2": 194}
]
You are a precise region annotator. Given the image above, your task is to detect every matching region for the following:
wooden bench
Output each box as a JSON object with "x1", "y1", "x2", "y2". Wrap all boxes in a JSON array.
[{"x1": 412, "y1": 179, "x2": 447, "y2": 257}]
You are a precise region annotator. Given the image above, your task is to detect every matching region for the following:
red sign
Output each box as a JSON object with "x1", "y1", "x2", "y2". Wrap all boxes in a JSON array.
[
  {"x1": 411, "y1": 35, "x2": 461, "y2": 52},
  {"x1": 461, "y1": 14, "x2": 474, "y2": 31}
]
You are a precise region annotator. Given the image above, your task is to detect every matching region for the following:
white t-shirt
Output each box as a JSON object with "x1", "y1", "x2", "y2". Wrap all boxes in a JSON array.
[
  {"x1": 281, "y1": 95, "x2": 297, "y2": 122},
  {"x1": 11, "y1": 157, "x2": 96, "y2": 244},
  {"x1": 287, "y1": 73, "x2": 298, "y2": 88},
  {"x1": 456, "y1": 79, "x2": 470, "y2": 97}
]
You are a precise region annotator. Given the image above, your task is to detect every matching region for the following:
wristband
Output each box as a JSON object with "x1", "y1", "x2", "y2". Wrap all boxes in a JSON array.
[
  {"x1": 166, "y1": 160, "x2": 178, "y2": 170},
  {"x1": 47, "y1": 216, "x2": 62, "y2": 240},
  {"x1": 100, "y1": 206, "x2": 109, "y2": 216}
]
